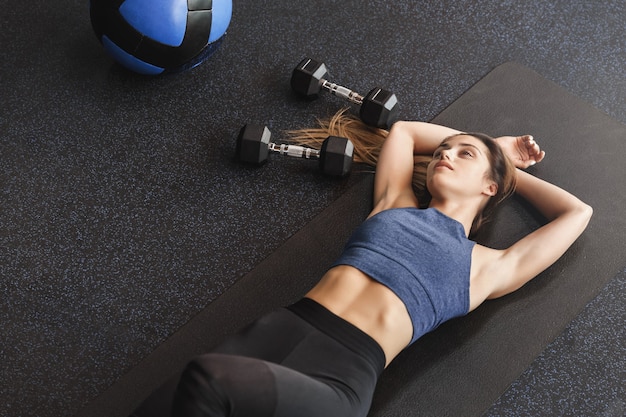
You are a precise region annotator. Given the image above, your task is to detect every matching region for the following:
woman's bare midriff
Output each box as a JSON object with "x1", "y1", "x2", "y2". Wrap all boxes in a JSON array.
[{"x1": 305, "y1": 265, "x2": 413, "y2": 367}]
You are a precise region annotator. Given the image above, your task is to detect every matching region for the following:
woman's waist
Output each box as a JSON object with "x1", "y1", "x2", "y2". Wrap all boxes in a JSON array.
[{"x1": 305, "y1": 265, "x2": 413, "y2": 366}]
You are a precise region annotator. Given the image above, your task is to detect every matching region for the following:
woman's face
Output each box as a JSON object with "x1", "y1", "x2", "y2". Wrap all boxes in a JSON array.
[{"x1": 426, "y1": 135, "x2": 497, "y2": 200}]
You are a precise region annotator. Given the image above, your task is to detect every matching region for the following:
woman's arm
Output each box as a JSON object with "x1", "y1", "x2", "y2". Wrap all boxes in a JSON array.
[
  {"x1": 372, "y1": 121, "x2": 460, "y2": 212},
  {"x1": 394, "y1": 121, "x2": 462, "y2": 155},
  {"x1": 484, "y1": 168, "x2": 593, "y2": 299}
]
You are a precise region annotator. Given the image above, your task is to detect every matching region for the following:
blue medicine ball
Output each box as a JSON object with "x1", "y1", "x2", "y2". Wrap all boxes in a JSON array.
[{"x1": 90, "y1": 0, "x2": 232, "y2": 75}]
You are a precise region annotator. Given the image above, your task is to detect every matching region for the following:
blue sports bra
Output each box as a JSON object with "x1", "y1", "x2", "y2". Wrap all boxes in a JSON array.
[{"x1": 331, "y1": 207, "x2": 475, "y2": 344}]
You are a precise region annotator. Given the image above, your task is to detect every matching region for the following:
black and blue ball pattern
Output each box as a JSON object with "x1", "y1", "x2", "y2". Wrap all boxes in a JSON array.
[{"x1": 90, "y1": 0, "x2": 232, "y2": 75}]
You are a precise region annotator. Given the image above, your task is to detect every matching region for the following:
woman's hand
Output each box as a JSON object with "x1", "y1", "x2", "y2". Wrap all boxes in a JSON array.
[{"x1": 495, "y1": 135, "x2": 546, "y2": 169}]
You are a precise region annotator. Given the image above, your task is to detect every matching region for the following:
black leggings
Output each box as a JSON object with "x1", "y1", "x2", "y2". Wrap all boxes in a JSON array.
[{"x1": 158, "y1": 298, "x2": 385, "y2": 417}]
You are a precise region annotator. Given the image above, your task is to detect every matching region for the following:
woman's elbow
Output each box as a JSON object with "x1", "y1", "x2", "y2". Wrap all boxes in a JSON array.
[
  {"x1": 583, "y1": 202, "x2": 593, "y2": 218},
  {"x1": 387, "y1": 120, "x2": 411, "y2": 137},
  {"x1": 577, "y1": 199, "x2": 593, "y2": 219},
  {"x1": 574, "y1": 201, "x2": 593, "y2": 230}
]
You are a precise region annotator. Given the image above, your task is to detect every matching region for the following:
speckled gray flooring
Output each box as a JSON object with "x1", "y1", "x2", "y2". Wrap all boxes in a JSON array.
[{"x1": 2, "y1": 1, "x2": 625, "y2": 416}]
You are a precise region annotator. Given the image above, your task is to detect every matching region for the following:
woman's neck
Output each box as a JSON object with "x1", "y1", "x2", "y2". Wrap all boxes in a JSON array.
[{"x1": 428, "y1": 198, "x2": 480, "y2": 237}]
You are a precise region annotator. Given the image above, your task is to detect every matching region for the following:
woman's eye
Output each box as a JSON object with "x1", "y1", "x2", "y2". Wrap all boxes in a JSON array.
[{"x1": 462, "y1": 150, "x2": 473, "y2": 157}]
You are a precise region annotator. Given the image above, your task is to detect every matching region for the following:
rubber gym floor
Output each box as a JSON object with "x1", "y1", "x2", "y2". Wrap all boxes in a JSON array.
[{"x1": 2, "y1": 1, "x2": 625, "y2": 416}]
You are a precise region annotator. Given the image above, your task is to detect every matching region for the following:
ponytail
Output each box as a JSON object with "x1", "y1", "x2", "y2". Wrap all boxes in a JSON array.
[{"x1": 287, "y1": 109, "x2": 433, "y2": 205}]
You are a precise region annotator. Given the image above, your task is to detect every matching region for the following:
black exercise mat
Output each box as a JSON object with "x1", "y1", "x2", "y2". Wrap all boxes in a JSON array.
[
  {"x1": 81, "y1": 62, "x2": 626, "y2": 417},
  {"x1": 367, "y1": 61, "x2": 626, "y2": 416}
]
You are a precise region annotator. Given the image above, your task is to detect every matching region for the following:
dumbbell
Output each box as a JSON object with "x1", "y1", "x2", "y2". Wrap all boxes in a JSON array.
[
  {"x1": 236, "y1": 124, "x2": 354, "y2": 177},
  {"x1": 291, "y1": 57, "x2": 398, "y2": 129}
]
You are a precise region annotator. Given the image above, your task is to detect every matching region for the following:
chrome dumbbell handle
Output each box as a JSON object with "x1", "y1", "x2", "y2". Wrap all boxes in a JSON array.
[
  {"x1": 320, "y1": 80, "x2": 364, "y2": 105},
  {"x1": 268, "y1": 143, "x2": 321, "y2": 159}
]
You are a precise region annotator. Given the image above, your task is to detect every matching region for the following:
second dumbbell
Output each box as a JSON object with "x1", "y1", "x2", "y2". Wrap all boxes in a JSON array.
[
  {"x1": 236, "y1": 124, "x2": 354, "y2": 177},
  {"x1": 291, "y1": 57, "x2": 398, "y2": 129}
]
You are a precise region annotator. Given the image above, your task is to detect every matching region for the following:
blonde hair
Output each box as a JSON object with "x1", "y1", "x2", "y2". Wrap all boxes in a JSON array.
[{"x1": 288, "y1": 109, "x2": 433, "y2": 204}]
